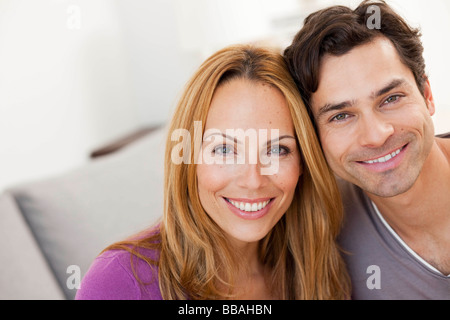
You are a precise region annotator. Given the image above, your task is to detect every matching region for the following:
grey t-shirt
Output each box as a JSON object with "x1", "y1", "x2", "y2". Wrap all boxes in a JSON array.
[{"x1": 337, "y1": 175, "x2": 450, "y2": 300}]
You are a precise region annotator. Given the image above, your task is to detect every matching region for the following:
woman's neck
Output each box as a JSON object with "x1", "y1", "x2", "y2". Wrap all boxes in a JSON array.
[{"x1": 227, "y1": 238, "x2": 276, "y2": 299}]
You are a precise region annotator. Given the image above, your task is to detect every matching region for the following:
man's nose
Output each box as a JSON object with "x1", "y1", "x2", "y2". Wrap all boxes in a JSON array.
[{"x1": 357, "y1": 112, "x2": 394, "y2": 148}]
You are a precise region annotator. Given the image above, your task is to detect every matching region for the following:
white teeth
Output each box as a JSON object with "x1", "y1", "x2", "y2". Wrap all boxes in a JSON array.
[
  {"x1": 227, "y1": 199, "x2": 270, "y2": 212},
  {"x1": 363, "y1": 147, "x2": 402, "y2": 164}
]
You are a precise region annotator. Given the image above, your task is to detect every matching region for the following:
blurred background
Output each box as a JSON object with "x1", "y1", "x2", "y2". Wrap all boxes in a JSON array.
[{"x1": 1, "y1": 0, "x2": 449, "y2": 193}]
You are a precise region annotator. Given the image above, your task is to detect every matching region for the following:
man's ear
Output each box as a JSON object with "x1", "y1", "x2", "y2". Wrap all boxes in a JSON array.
[{"x1": 423, "y1": 77, "x2": 435, "y2": 116}]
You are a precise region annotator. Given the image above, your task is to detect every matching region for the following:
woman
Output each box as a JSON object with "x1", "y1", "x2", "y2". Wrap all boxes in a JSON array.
[{"x1": 76, "y1": 45, "x2": 350, "y2": 300}]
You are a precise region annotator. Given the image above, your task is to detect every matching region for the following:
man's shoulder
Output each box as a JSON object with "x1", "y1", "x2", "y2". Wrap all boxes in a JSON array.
[
  {"x1": 336, "y1": 178, "x2": 379, "y2": 246},
  {"x1": 436, "y1": 132, "x2": 450, "y2": 139},
  {"x1": 336, "y1": 178, "x2": 370, "y2": 216},
  {"x1": 436, "y1": 132, "x2": 450, "y2": 158}
]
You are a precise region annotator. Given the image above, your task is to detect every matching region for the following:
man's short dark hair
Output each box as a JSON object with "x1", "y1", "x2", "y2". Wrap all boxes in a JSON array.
[{"x1": 284, "y1": 0, "x2": 426, "y2": 110}]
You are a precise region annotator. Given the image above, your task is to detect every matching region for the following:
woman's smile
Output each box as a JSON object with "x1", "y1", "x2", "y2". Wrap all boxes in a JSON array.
[
  {"x1": 223, "y1": 197, "x2": 274, "y2": 220},
  {"x1": 224, "y1": 197, "x2": 272, "y2": 212}
]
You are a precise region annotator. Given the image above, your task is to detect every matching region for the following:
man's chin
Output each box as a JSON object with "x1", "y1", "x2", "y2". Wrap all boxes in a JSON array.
[{"x1": 357, "y1": 177, "x2": 417, "y2": 198}]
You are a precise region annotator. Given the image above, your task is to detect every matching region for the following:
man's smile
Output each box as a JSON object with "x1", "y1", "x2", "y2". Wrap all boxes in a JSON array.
[
  {"x1": 357, "y1": 144, "x2": 408, "y2": 164},
  {"x1": 355, "y1": 144, "x2": 409, "y2": 173}
]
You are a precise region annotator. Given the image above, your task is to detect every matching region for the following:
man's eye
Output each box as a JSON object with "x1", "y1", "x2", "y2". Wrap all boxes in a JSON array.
[
  {"x1": 331, "y1": 113, "x2": 348, "y2": 122},
  {"x1": 384, "y1": 95, "x2": 400, "y2": 104}
]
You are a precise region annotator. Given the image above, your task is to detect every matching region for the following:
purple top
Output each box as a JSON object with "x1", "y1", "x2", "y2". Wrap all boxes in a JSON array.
[{"x1": 75, "y1": 247, "x2": 163, "y2": 300}]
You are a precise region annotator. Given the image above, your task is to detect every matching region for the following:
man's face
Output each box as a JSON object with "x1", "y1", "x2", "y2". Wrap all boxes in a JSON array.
[{"x1": 310, "y1": 37, "x2": 436, "y2": 198}]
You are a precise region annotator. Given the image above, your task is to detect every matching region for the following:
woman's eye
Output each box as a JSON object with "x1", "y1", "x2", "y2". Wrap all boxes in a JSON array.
[
  {"x1": 213, "y1": 145, "x2": 233, "y2": 155},
  {"x1": 267, "y1": 146, "x2": 289, "y2": 156}
]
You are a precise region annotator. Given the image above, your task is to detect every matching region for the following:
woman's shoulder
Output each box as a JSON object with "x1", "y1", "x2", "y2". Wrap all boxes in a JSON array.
[{"x1": 76, "y1": 235, "x2": 162, "y2": 300}]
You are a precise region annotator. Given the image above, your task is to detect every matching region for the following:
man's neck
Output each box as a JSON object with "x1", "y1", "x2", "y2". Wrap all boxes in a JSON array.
[
  {"x1": 369, "y1": 138, "x2": 450, "y2": 229},
  {"x1": 367, "y1": 137, "x2": 450, "y2": 275}
]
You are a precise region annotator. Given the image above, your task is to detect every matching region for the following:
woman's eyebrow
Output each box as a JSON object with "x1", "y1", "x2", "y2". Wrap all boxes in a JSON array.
[
  {"x1": 203, "y1": 132, "x2": 296, "y2": 147},
  {"x1": 203, "y1": 132, "x2": 239, "y2": 144},
  {"x1": 267, "y1": 135, "x2": 296, "y2": 143}
]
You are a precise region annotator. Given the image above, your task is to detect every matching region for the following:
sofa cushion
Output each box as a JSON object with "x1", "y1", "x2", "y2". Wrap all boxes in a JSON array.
[
  {"x1": 8, "y1": 126, "x2": 166, "y2": 299},
  {"x1": 0, "y1": 191, "x2": 64, "y2": 299}
]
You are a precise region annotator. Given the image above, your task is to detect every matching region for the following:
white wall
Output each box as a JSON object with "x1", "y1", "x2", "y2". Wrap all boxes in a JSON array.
[
  {"x1": 391, "y1": 0, "x2": 450, "y2": 135},
  {"x1": 0, "y1": 0, "x2": 449, "y2": 193},
  {"x1": 0, "y1": 0, "x2": 137, "y2": 191},
  {"x1": 0, "y1": 0, "x2": 200, "y2": 192}
]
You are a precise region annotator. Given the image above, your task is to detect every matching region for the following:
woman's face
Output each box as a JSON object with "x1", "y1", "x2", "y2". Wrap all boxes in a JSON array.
[{"x1": 196, "y1": 78, "x2": 302, "y2": 245}]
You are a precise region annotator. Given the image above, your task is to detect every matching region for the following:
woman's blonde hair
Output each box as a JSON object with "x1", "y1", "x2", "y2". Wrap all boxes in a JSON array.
[{"x1": 105, "y1": 44, "x2": 351, "y2": 299}]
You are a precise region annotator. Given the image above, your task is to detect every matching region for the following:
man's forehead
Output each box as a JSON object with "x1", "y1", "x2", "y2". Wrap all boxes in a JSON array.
[{"x1": 311, "y1": 38, "x2": 411, "y2": 110}]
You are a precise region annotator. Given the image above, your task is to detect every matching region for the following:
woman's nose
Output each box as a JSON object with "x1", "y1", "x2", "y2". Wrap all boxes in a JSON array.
[{"x1": 236, "y1": 163, "x2": 269, "y2": 190}]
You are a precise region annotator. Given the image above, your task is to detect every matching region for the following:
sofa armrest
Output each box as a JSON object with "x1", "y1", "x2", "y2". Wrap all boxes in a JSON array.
[
  {"x1": 0, "y1": 192, "x2": 65, "y2": 299},
  {"x1": 8, "y1": 126, "x2": 166, "y2": 299},
  {"x1": 90, "y1": 125, "x2": 161, "y2": 158}
]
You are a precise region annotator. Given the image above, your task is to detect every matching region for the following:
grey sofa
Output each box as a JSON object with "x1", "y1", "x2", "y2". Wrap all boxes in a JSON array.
[{"x1": 0, "y1": 126, "x2": 166, "y2": 300}]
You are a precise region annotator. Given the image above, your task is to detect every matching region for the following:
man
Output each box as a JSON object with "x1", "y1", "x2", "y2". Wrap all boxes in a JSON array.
[{"x1": 284, "y1": 0, "x2": 450, "y2": 299}]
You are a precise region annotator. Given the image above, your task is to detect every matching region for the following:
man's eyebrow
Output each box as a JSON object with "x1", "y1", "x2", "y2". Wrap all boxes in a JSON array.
[
  {"x1": 316, "y1": 78, "x2": 408, "y2": 121},
  {"x1": 316, "y1": 101, "x2": 354, "y2": 121},
  {"x1": 371, "y1": 78, "x2": 407, "y2": 99}
]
